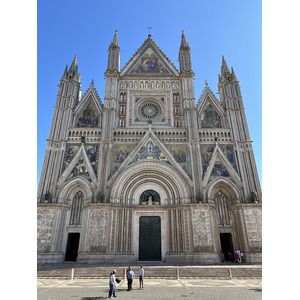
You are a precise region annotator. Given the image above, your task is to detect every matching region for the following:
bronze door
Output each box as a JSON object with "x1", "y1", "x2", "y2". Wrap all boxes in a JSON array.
[{"x1": 139, "y1": 216, "x2": 161, "y2": 261}]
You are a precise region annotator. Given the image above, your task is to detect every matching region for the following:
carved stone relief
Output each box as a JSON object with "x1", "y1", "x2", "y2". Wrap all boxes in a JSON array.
[
  {"x1": 192, "y1": 209, "x2": 213, "y2": 252},
  {"x1": 88, "y1": 209, "x2": 108, "y2": 252},
  {"x1": 37, "y1": 207, "x2": 56, "y2": 253}
]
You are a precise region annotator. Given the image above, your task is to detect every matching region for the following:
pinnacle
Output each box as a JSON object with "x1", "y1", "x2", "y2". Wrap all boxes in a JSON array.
[
  {"x1": 68, "y1": 54, "x2": 78, "y2": 74},
  {"x1": 110, "y1": 30, "x2": 119, "y2": 48},
  {"x1": 180, "y1": 29, "x2": 190, "y2": 50},
  {"x1": 221, "y1": 55, "x2": 230, "y2": 75}
]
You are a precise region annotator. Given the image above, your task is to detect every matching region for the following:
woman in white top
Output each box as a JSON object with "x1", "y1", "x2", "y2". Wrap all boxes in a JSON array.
[{"x1": 108, "y1": 270, "x2": 117, "y2": 298}]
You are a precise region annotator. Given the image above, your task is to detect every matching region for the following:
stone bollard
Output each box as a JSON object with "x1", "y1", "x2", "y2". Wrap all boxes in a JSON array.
[
  {"x1": 123, "y1": 268, "x2": 126, "y2": 279},
  {"x1": 71, "y1": 268, "x2": 74, "y2": 280},
  {"x1": 228, "y1": 268, "x2": 232, "y2": 280},
  {"x1": 176, "y1": 268, "x2": 179, "y2": 279}
]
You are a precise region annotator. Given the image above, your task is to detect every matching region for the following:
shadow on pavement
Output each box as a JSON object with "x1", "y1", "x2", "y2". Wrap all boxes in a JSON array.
[{"x1": 250, "y1": 288, "x2": 262, "y2": 293}]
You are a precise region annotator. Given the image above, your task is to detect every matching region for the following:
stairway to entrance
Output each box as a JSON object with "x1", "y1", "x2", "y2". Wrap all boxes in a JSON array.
[{"x1": 37, "y1": 263, "x2": 262, "y2": 279}]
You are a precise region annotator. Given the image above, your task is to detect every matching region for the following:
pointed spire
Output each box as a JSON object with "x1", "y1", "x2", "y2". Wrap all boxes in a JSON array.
[
  {"x1": 180, "y1": 29, "x2": 190, "y2": 50},
  {"x1": 221, "y1": 55, "x2": 230, "y2": 77},
  {"x1": 231, "y1": 66, "x2": 237, "y2": 80},
  {"x1": 69, "y1": 54, "x2": 78, "y2": 72},
  {"x1": 62, "y1": 65, "x2": 68, "y2": 79},
  {"x1": 106, "y1": 30, "x2": 120, "y2": 73},
  {"x1": 179, "y1": 30, "x2": 193, "y2": 74},
  {"x1": 109, "y1": 30, "x2": 119, "y2": 49}
]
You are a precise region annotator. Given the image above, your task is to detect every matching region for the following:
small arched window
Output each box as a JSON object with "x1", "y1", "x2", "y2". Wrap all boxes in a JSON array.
[
  {"x1": 69, "y1": 191, "x2": 84, "y2": 225},
  {"x1": 215, "y1": 192, "x2": 230, "y2": 226}
]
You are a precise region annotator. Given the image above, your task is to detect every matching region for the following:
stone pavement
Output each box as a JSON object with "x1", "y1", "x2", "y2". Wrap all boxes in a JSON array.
[{"x1": 37, "y1": 278, "x2": 262, "y2": 300}]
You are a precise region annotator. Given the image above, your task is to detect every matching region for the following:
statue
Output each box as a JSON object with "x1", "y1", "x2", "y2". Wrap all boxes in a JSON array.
[
  {"x1": 97, "y1": 191, "x2": 104, "y2": 203},
  {"x1": 81, "y1": 136, "x2": 85, "y2": 144},
  {"x1": 250, "y1": 191, "x2": 259, "y2": 204},
  {"x1": 43, "y1": 191, "x2": 51, "y2": 203},
  {"x1": 195, "y1": 193, "x2": 202, "y2": 203},
  {"x1": 147, "y1": 194, "x2": 153, "y2": 205}
]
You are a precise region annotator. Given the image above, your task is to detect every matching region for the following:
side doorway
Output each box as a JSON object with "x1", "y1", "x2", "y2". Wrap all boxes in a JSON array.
[
  {"x1": 220, "y1": 233, "x2": 234, "y2": 261},
  {"x1": 65, "y1": 233, "x2": 80, "y2": 261}
]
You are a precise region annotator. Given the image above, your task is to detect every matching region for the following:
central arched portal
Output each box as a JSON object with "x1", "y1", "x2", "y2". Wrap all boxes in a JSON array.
[
  {"x1": 139, "y1": 216, "x2": 161, "y2": 261},
  {"x1": 109, "y1": 161, "x2": 192, "y2": 262}
]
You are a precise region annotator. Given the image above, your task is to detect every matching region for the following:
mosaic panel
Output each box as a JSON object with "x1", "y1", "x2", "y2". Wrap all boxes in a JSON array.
[
  {"x1": 112, "y1": 144, "x2": 136, "y2": 175},
  {"x1": 77, "y1": 102, "x2": 99, "y2": 128},
  {"x1": 165, "y1": 145, "x2": 188, "y2": 174},
  {"x1": 62, "y1": 144, "x2": 98, "y2": 174},
  {"x1": 67, "y1": 157, "x2": 91, "y2": 182},
  {"x1": 132, "y1": 139, "x2": 169, "y2": 163},
  {"x1": 200, "y1": 102, "x2": 222, "y2": 128},
  {"x1": 126, "y1": 46, "x2": 174, "y2": 76},
  {"x1": 201, "y1": 144, "x2": 236, "y2": 173}
]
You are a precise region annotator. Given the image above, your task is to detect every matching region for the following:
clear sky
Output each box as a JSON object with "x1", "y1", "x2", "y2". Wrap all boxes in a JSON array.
[{"x1": 37, "y1": 0, "x2": 262, "y2": 186}]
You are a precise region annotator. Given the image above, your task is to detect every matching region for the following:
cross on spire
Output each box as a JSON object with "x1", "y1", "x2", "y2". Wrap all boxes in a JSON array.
[{"x1": 147, "y1": 26, "x2": 152, "y2": 36}]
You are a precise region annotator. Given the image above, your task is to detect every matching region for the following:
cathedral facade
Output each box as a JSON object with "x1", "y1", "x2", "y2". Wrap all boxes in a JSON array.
[{"x1": 37, "y1": 31, "x2": 262, "y2": 264}]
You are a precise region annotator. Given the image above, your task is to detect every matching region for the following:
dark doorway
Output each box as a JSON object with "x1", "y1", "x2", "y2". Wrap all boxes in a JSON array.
[
  {"x1": 65, "y1": 233, "x2": 80, "y2": 261},
  {"x1": 220, "y1": 233, "x2": 234, "y2": 261},
  {"x1": 139, "y1": 216, "x2": 161, "y2": 261}
]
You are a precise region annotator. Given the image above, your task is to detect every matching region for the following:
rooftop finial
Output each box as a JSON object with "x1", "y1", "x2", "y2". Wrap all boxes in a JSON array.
[
  {"x1": 205, "y1": 80, "x2": 208, "y2": 86},
  {"x1": 147, "y1": 26, "x2": 152, "y2": 37}
]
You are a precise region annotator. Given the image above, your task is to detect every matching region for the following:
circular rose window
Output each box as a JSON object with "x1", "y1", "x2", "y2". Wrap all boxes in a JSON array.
[{"x1": 138, "y1": 102, "x2": 161, "y2": 121}]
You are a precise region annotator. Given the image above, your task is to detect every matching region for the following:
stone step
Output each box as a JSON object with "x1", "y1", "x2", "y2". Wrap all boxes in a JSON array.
[{"x1": 37, "y1": 265, "x2": 262, "y2": 279}]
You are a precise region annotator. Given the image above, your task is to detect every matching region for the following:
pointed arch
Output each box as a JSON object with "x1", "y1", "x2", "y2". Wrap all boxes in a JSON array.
[
  {"x1": 206, "y1": 177, "x2": 241, "y2": 205},
  {"x1": 57, "y1": 176, "x2": 94, "y2": 205}
]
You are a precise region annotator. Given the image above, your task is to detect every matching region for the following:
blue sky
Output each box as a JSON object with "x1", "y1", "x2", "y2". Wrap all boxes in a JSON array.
[{"x1": 37, "y1": 0, "x2": 262, "y2": 185}]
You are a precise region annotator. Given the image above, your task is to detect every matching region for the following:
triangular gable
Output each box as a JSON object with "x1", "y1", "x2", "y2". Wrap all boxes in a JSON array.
[
  {"x1": 120, "y1": 37, "x2": 179, "y2": 77},
  {"x1": 58, "y1": 144, "x2": 97, "y2": 187},
  {"x1": 131, "y1": 138, "x2": 170, "y2": 163},
  {"x1": 107, "y1": 128, "x2": 192, "y2": 186},
  {"x1": 197, "y1": 84, "x2": 224, "y2": 115},
  {"x1": 197, "y1": 86, "x2": 224, "y2": 129},
  {"x1": 202, "y1": 145, "x2": 242, "y2": 188},
  {"x1": 74, "y1": 81, "x2": 103, "y2": 127}
]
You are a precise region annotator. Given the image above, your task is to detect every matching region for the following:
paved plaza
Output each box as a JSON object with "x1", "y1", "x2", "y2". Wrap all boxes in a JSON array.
[{"x1": 37, "y1": 278, "x2": 262, "y2": 300}]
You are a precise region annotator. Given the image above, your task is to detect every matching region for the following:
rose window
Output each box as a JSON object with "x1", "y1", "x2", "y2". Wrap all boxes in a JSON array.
[{"x1": 138, "y1": 102, "x2": 161, "y2": 121}]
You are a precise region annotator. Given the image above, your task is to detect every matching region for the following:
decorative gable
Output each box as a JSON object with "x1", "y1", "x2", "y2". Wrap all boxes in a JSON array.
[
  {"x1": 131, "y1": 138, "x2": 170, "y2": 163},
  {"x1": 58, "y1": 144, "x2": 97, "y2": 187},
  {"x1": 197, "y1": 83, "x2": 224, "y2": 129},
  {"x1": 120, "y1": 37, "x2": 179, "y2": 77},
  {"x1": 74, "y1": 80, "x2": 102, "y2": 128},
  {"x1": 202, "y1": 144, "x2": 242, "y2": 188},
  {"x1": 108, "y1": 127, "x2": 192, "y2": 184}
]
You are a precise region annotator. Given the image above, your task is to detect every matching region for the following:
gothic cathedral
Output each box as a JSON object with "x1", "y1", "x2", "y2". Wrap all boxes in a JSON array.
[{"x1": 37, "y1": 31, "x2": 262, "y2": 264}]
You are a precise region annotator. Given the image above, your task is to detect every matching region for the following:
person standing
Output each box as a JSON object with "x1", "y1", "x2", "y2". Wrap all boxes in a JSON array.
[
  {"x1": 139, "y1": 265, "x2": 144, "y2": 290},
  {"x1": 219, "y1": 251, "x2": 225, "y2": 263},
  {"x1": 108, "y1": 270, "x2": 117, "y2": 299},
  {"x1": 126, "y1": 266, "x2": 135, "y2": 291}
]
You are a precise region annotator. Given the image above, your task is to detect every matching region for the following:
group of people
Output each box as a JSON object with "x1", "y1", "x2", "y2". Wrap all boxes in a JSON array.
[
  {"x1": 108, "y1": 265, "x2": 144, "y2": 299},
  {"x1": 219, "y1": 251, "x2": 242, "y2": 263}
]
